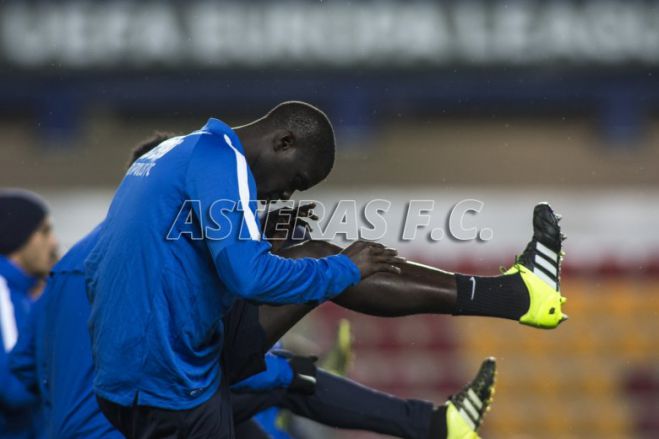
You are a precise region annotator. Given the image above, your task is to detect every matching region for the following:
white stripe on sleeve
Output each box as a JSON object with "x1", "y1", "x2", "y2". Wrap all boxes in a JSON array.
[
  {"x1": 0, "y1": 276, "x2": 18, "y2": 352},
  {"x1": 224, "y1": 134, "x2": 261, "y2": 241}
]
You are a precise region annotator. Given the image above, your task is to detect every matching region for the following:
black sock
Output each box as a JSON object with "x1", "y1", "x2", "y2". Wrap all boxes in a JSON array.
[
  {"x1": 453, "y1": 273, "x2": 530, "y2": 320},
  {"x1": 428, "y1": 405, "x2": 448, "y2": 439}
]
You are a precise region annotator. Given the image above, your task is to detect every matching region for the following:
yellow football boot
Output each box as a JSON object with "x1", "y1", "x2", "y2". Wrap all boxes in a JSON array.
[
  {"x1": 446, "y1": 357, "x2": 497, "y2": 439},
  {"x1": 504, "y1": 203, "x2": 568, "y2": 329}
]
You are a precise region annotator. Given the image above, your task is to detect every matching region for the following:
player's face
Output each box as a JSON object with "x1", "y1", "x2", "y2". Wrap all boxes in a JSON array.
[
  {"x1": 256, "y1": 147, "x2": 326, "y2": 203},
  {"x1": 13, "y1": 217, "x2": 60, "y2": 278}
]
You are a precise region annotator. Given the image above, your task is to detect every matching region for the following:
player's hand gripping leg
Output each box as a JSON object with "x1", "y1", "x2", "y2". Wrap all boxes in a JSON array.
[{"x1": 341, "y1": 240, "x2": 405, "y2": 278}]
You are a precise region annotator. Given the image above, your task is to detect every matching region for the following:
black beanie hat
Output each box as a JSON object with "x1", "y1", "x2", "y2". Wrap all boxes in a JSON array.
[{"x1": 0, "y1": 189, "x2": 49, "y2": 255}]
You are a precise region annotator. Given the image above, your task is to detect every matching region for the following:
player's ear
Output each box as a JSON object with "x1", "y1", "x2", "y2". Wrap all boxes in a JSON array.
[{"x1": 273, "y1": 129, "x2": 295, "y2": 152}]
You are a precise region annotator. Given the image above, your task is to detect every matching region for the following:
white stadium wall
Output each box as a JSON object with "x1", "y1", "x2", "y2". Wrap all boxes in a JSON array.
[{"x1": 46, "y1": 187, "x2": 659, "y2": 275}]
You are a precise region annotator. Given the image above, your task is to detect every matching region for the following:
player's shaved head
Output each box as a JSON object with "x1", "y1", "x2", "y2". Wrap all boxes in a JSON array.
[
  {"x1": 262, "y1": 101, "x2": 335, "y2": 177},
  {"x1": 237, "y1": 101, "x2": 337, "y2": 202}
]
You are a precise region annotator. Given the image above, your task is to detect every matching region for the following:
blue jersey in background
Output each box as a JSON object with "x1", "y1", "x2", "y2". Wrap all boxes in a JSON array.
[
  {"x1": 0, "y1": 256, "x2": 43, "y2": 439},
  {"x1": 10, "y1": 225, "x2": 120, "y2": 439}
]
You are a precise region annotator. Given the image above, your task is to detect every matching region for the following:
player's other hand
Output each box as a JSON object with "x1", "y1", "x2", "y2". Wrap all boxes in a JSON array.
[
  {"x1": 264, "y1": 202, "x2": 317, "y2": 253},
  {"x1": 340, "y1": 241, "x2": 404, "y2": 279}
]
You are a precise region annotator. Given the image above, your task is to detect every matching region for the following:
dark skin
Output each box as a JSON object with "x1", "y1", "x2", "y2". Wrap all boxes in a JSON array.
[
  {"x1": 133, "y1": 130, "x2": 449, "y2": 329},
  {"x1": 135, "y1": 124, "x2": 456, "y2": 349},
  {"x1": 262, "y1": 202, "x2": 317, "y2": 253},
  {"x1": 231, "y1": 118, "x2": 458, "y2": 348},
  {"x1": 257, "y1": 210, "x2": 457, "y2": 349},
  {"x1": 234, "y1": 121, "x2": 403, "y2": 279},
  {"x1": 233, "y1": 126, "x2": 318, "y2": 203}
]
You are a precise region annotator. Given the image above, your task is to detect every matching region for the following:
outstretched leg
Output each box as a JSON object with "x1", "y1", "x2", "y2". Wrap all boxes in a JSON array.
[
  {"x1": 332, "y1": 203, "x2": 565, "y2": 328},
  {"x1": 260, "y1": 203, "x2": 567, "y2": 346},
  {"x1": 232, "y1": 358, "x2": 497, "y2": 439},
  {"x1": 281, "y1": 367, "x2": 439, "y2": 439}
]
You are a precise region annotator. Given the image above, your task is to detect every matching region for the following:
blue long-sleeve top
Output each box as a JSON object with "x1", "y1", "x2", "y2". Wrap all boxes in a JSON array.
[
  {"x1": 0, "y1": 256, "x2": 42, "y2": 439},
  {"x1": 10, "y1": 225, "x2": 121, "y2": 439},
  {"x1": 84, "y1": 118, "x2": 360, "y2": 410}
]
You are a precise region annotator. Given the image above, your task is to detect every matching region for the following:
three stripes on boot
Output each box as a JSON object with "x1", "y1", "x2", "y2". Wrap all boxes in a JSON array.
[
  {"x1": 457, "y1": 389, "x2": 485, "y2": 430},
  {"x1": 532, "y1": 241, "x2": 560, "y2": 290}
]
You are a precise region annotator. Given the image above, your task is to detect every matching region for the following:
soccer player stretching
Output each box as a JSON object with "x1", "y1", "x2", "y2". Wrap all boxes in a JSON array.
[{"x1": 85, "y1": 102, "x2": 566, "y2": 438}]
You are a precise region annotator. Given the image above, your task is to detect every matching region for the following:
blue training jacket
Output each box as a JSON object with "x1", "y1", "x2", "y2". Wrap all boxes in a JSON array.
[
  {"x1": 84, "y1": 118, "x2": 361, "y2": 410},
  {"x1": 0, "y1": 256, "x2": 43, "y2": 439},
  {"x1": 10, "y1": 225, "x2": 120, "y2": 439}
]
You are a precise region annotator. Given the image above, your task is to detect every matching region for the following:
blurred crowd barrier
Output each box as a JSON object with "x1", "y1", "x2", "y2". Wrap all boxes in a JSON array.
[{"x1": 44, "y1": 188, "x2": 659, "y2": 275}]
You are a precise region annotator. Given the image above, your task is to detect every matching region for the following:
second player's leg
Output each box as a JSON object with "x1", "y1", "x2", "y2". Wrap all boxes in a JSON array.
[
  {"x1": 230, "y1": 369, "x2": 438, "y2": 439},
  {"x1": 281, "y1": 368, "x2": 439, "y2": 439}
]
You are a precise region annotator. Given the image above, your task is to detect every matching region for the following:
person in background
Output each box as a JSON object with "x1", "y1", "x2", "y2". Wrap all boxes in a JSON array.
[{"x1": 0, "y1": 189, "x2": 59, "y2": 439}]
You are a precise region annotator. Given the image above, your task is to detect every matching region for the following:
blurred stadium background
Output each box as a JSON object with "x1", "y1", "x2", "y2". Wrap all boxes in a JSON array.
[{"x1": 1, "y1": 0, "x2": 658, "y2": 438}]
